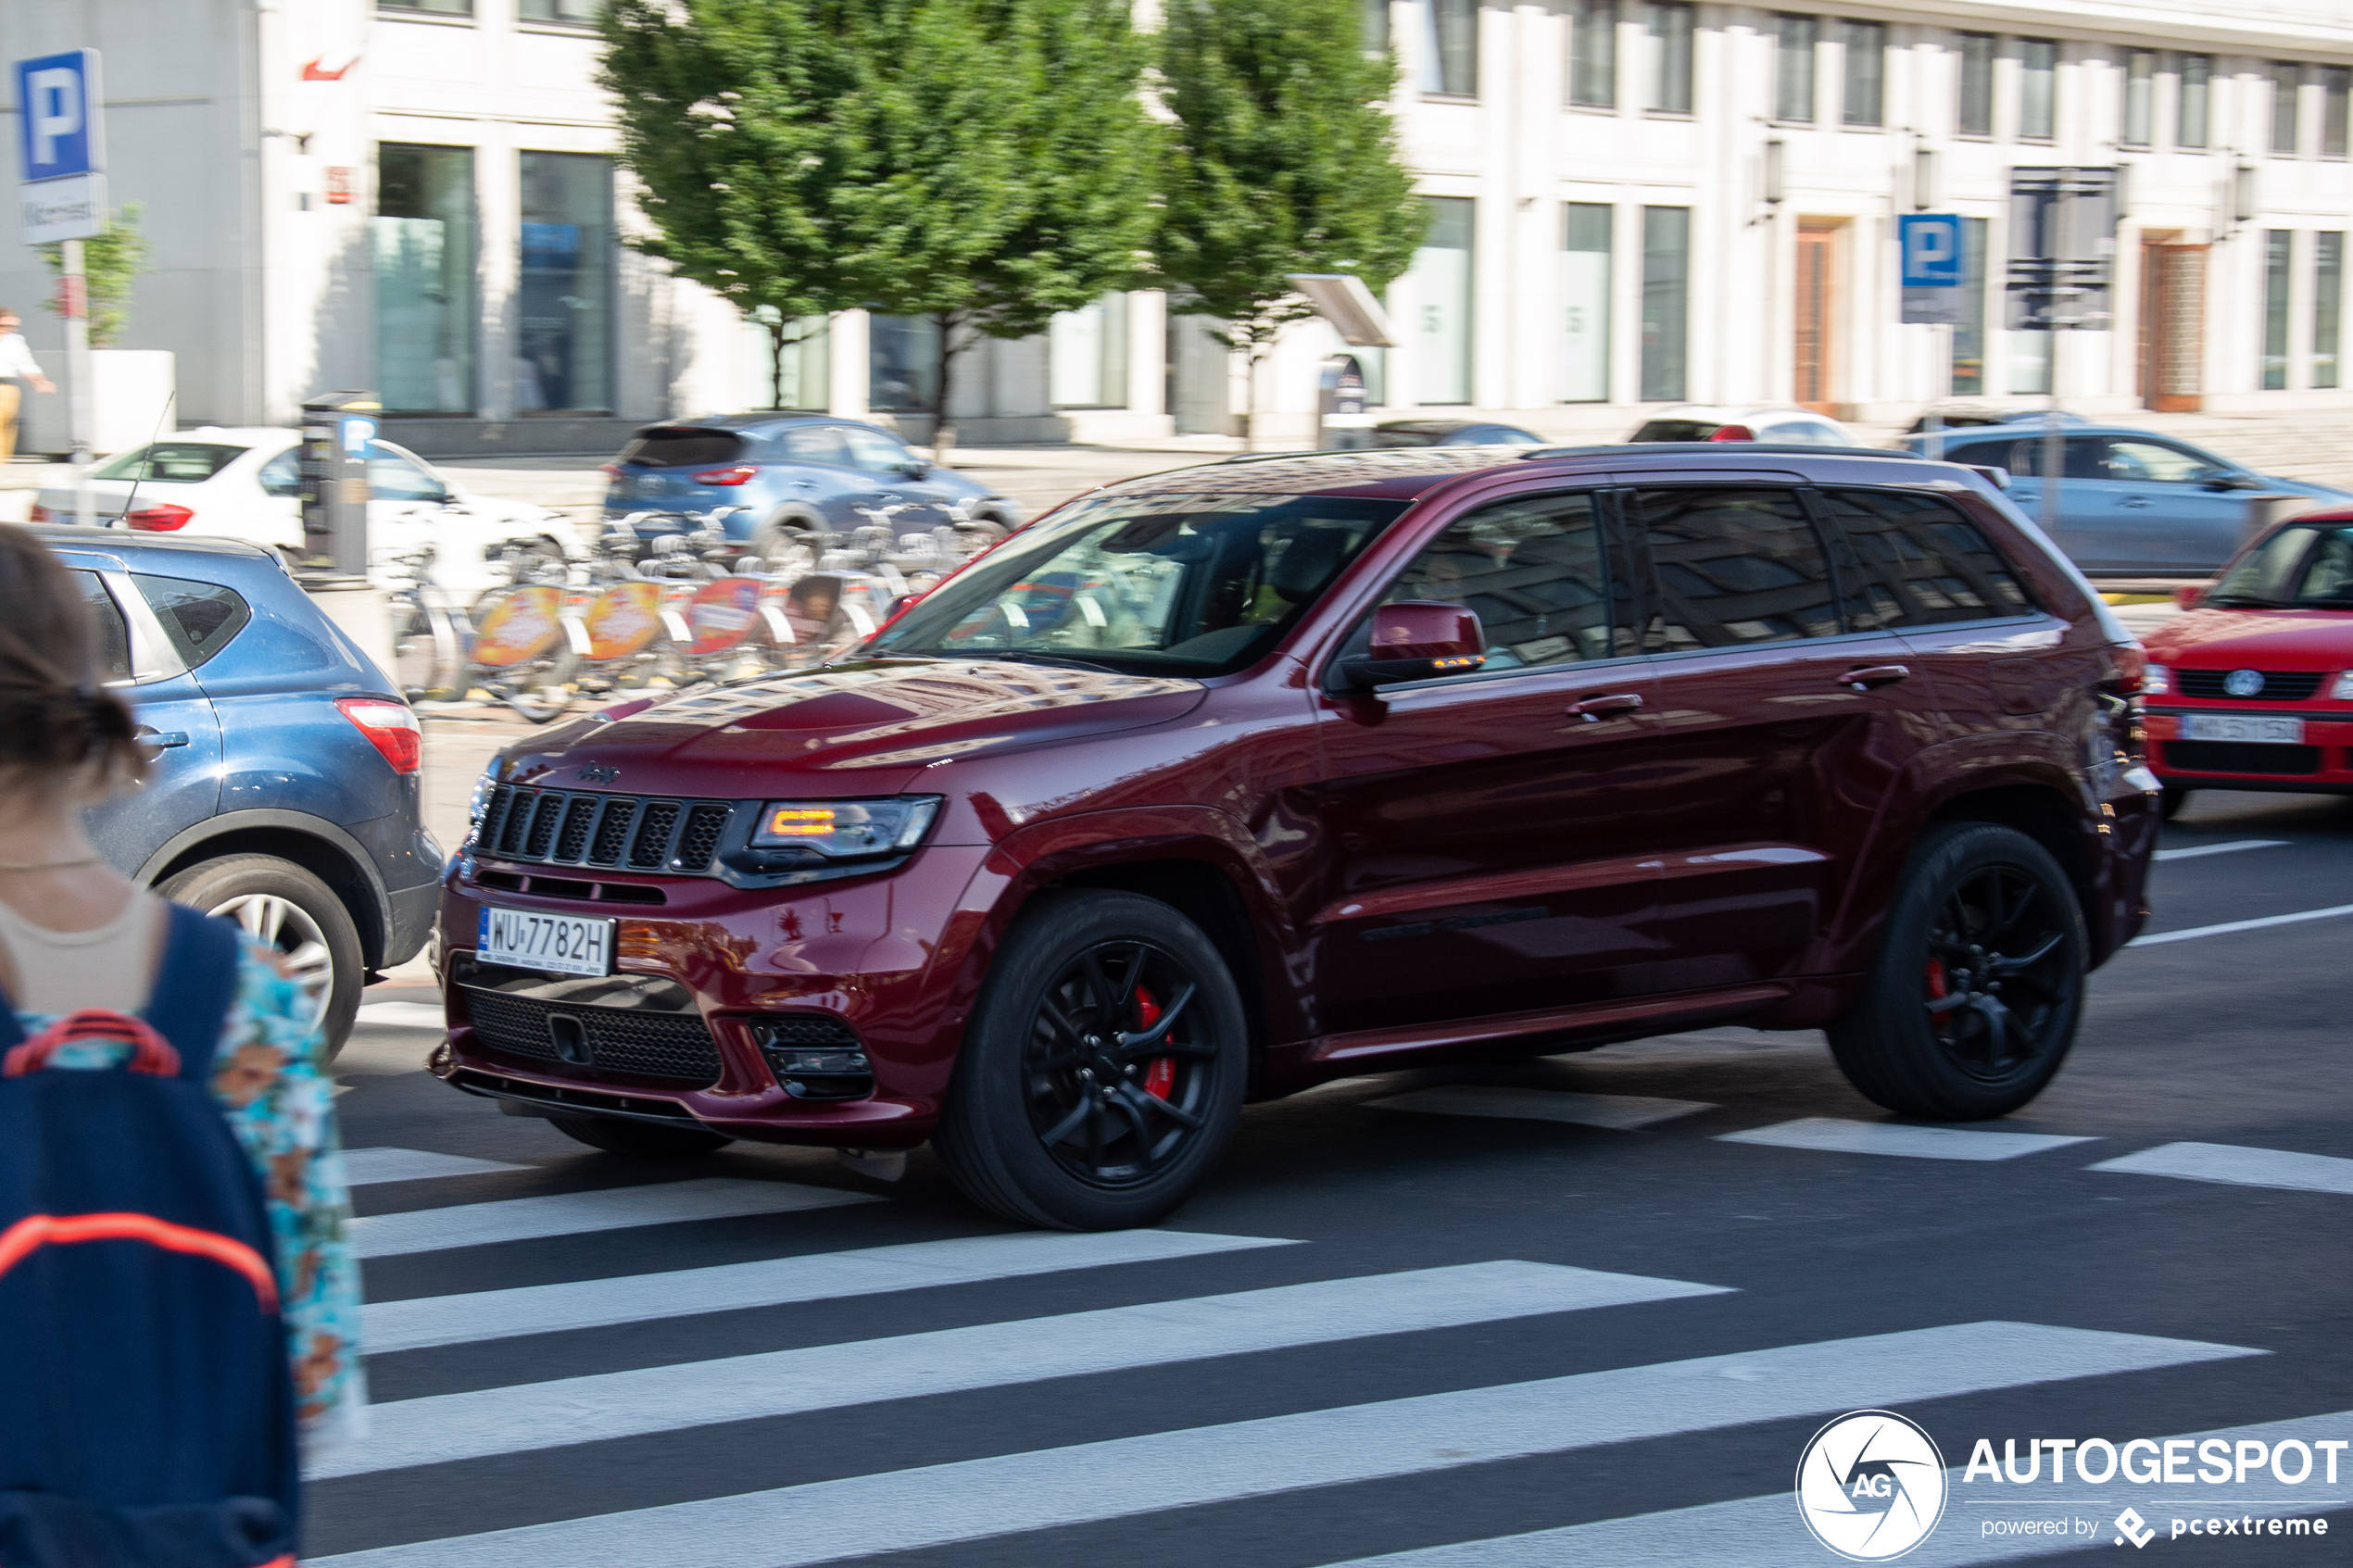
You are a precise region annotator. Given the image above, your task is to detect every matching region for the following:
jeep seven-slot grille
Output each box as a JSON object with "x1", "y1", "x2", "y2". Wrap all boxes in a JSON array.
[{"x1": 477, "y1": 785, "x2": 736, "y2": 874}]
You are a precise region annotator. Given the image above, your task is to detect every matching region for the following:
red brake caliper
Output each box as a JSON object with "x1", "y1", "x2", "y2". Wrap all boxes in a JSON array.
[
  {"x1": 1135, "y1": 984, "x2": 1174, "y2": 1099},
  {"x1": 1925, "y1": 957, "x2": 1949, "y2": 1001}
]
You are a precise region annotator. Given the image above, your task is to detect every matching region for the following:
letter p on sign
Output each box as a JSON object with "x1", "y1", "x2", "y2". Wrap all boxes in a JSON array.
[
  {"x1": 13, "y1": 50, "x2": 101, "y2": 181},
  {"x1": 1900, "y1": 214, "x2": 1964, "y2": 289}
]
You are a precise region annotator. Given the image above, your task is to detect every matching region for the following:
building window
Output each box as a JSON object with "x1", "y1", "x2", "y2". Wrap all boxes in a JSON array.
[
  {"x1": 1562, "y1": 203, "x2": 1613, "y2": 402},
  {"x1": 1641, "y1": 205, "x2": 1689, "y2": 401},
  {"x1": 2317, "y1": 233, "x2": 2344, "y2": 390},
  {"x1": 2120, "y1": 49, "x2": 2154, "y2": 147},
  {"x1": 2018, "y1": 39, "x2": 2057, "y2": 141},
  {"x1": 2263, "y1": 231, "x2": 2292, "y2": 391},
  {"x1": 373, "y1": 144, "x2": 475, "y2": 415},
  {"x1": 1421, "y1": 0, "x2": 1478, "y2": 97},
  {"x1": 1050, "y1": 293, "x2": 1130, "y2": 408},
  {"x1": 1414, "y1": 196, "x2": 1475, "y2": 404},
  {"x1": 2271, "y1": 62, "x2": 2303, "y2": 156},
  {"x1": 2176, "y1": 54, "x2": 2210, "y2": 149},
  {"x1": 518, "y1": 0, "x2": 597, "y2": 19},
  {"x1": 379, "y1": 0, "x2": 471, "y2": 14},
  {"x1": 1952, "y1": 215, "x2": 1989, "y2": 396},
  {"x1": 1772, "y1": 14, "x2": 1816, "y2": 124},
  {"x1": 2008, "y1": 331, "x2": 2050, "y2": 396},
  {"x1": 517, "y1": 152, "x2": 613, "y2": 414},
  {"x1": 1363, "y1": 0, "x2": 1389, "y2": 54},
  {"x1": 1842, "y1": 19, "x2": 1883, "y2": 127},
  {"x1": 1645, "y1": 2, "x2": 1693, "y2": 115},
  {"x1": 1567, "y1": 0, "x2": 1617, "y2": 109},
  {"x1": 870, "y1": 316, "x2": 941, "y2": 412},
  {"x1": 1957, "y1": 32, "x2": 1994, "y2": 137},
  {"x1": 2326, "y1": 67, "x2": 2350, "y2": 158}
]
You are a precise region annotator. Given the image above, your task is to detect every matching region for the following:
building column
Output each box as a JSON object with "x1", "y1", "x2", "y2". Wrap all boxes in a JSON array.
[{"x1": 830, "y1": 309, "x2": 870, "y2": 418}]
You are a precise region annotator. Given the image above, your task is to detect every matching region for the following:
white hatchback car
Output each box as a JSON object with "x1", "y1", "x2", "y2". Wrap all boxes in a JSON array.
[{"x1": 32, "y1": 427, "x2": 580, "y2": 596}]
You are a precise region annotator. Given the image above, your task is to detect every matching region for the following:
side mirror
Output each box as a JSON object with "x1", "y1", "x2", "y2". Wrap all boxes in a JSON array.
[
  {"x1": 1340, "y1": 601, "x2": 1485, "y2": 690},
  {"x1": 896, "y1": 459, "x2": 933, "y2": 480},
  {"x1": 2174, "y1": 583, "x2": 2205, "y2": 610},
  {"x1": 2205, "y1": 474, "x2": 2261, "y2": 492}
]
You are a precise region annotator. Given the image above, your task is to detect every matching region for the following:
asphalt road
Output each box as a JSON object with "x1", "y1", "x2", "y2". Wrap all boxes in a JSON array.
[{"x1": 319, "y1": 786, "x2": 2353, "y2": 1567}]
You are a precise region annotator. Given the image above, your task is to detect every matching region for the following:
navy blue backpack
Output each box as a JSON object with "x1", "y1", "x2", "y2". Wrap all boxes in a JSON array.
[{"x1": 0, "y1": 903, "x2": 300, "y2": 1568}]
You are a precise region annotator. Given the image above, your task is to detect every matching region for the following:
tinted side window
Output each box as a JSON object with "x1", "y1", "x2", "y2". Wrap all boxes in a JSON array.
[
  {"x1": 1820, "y1": 489, "x2": 2033, "y2": 629},
  {"x1": 2007, "y1": 434, "x2": 2107, "y2": 480},
  {"x1": 69, "y1": 572, "x2": 134, "y2": 682},
  {"x1": 256, "y1": 448, "x2": 302, "y2": 497},
  {"x1": 841, "y1": 427, "x2": 915, "y2": 473},
  {"x1": 2103, "y1": 438, "x2": 2227, "y2": 484},
  {"x1": 365, "y1": 445, "x2": 447, "y2": 502},
  {"x1": 1380, "y1": 492, "x2": 1627, "y2": 669},
  {"x1": 1633, "y1": 486, "x2": 1841, "y2": 649},
  {"x1": 775, "y1": 425, "x2": 850, "y2": 465},
  {"x1": 89, "y1": 443, "x2": 247, "y2": 484},
  {"x1": 133, "y1": 574, "x2": 253, "y2": 669}
]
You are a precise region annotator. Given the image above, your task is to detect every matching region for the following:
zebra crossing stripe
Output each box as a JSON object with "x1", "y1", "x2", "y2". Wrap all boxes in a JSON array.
[
  {"x1": 349, "y1": 1177, "x2": 880, "y2": 1259},
  {"x1": 308, "y1": 1321, "x2": 2257, "y2": 1567},
  {"x1": 363, "y1": 1227, "x2": 1301, "y2": 1353},
  {"x1": 2089, "y1": 1141, "x2": 2353, "y2": 1198},
  {"x1": 314, "y1": 1260, "x2": 1732, "y2": 1479},
  {"x1": 1718, "y1": 1118, "x2": 2095, "y2": 1161},
  {"x1": 1309, "y1": 1407, "x2": 2353, "y2": 1566},
  {"x1": 341, "y1": 1148, "x2": 529, "y2": 1186},
  {"x1": 1367, "y1": 1086, "x2": 1716, "y2": 1130}
]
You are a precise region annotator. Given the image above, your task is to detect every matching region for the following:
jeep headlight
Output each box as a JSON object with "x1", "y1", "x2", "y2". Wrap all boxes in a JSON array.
[{"x1": 750, "y1": 797, "x2": 941, "y2": 859}]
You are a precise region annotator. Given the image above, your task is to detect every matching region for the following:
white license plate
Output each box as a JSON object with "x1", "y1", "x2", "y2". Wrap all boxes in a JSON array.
[
  {"x1": 2179, "y1": 714, "x2": 2305, "y2": 745},
  {"x1": 477, "y1": 907, "x2": 615, "y2": 977}
]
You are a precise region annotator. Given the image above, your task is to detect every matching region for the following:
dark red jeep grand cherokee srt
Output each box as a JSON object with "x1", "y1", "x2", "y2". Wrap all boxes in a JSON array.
[{"x1": 434, "y1": 445, "x2": 2158, "y2": 1228}]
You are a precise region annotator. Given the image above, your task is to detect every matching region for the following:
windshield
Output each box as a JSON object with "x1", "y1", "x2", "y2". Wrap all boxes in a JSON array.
[
  {"x1": 868, "y1": 491, "x2": 1410, "y2": 675},
  {"x1": 2208, "y1": 523, "x2": 2353, "y2": 608},
  {"x1": 91, "y1": 443, "x2": 247, "y2": 483}
]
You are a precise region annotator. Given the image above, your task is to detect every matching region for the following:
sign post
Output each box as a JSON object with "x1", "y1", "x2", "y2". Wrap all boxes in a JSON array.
[
  {"x1": 2006, "y1": 167, "x2": 2120, "y2": 540},
  {"x1": 14, "y1": 50, "x2": 105, "y2": 528},
  {"x1": 1900, "y1": 215, "x2": 1964, "y2": 459}
]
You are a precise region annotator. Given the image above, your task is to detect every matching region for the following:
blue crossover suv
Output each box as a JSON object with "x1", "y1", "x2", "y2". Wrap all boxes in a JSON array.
[
  {"x1": 39, "y1": 526, "x2": 440, "y2": 1052},
  {"x1": 602, "y1": 415, "x2": 1023, "y2": 551}
]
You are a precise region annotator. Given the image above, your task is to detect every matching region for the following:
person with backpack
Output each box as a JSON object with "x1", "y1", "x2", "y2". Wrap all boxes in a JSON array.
[{"x1": 0, "y1": 522, "x2": 363, "y2": 1566}]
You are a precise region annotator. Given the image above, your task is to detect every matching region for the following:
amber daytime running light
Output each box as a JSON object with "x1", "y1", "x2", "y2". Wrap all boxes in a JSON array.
[{"x1": 752, "y1": 797, "x2": 941, "y2": 859}]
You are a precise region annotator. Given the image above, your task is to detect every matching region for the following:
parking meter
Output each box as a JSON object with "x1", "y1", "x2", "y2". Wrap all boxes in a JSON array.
[
  {"x1": 1317, "y1": 356, "x2": 1373, "y2": 450},
  {"x1": 298, "y1": 391, "x2": 379, "y2": 579}
]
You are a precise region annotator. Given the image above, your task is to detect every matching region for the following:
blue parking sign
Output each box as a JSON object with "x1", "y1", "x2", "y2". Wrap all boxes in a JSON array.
[
  {"x1": 1899, "y1": 214, "x2": 1963, "y2": 289},
  {"x1": 14, "y1": 51, "x2": 102, "y2": 182}
]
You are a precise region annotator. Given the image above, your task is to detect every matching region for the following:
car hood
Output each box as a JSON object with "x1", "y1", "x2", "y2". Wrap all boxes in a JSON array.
[
  {"x1": 2255, "y1": 473, "x2": 2353, "y2": 502},
  {"x1": 2146, "y1": 606, "x2": 2353, "y2": 667},
  {"x1": 500, "y1": 659, "x2": 1208, "y2": 797}
]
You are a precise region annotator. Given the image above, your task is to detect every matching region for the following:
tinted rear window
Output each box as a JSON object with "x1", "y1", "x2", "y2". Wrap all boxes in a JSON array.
[
  {"x1": 90, "y1": 443, "x2": 246, "y2": 483},
  {"x1": 69, "y1": 572, "x2": 133, "y2": 681},
  {"x1": 1819, "y1": 489, "x2": 2032, "y2": 629},
  {"x1": 134, "y1": 574, "x2": 253, "y2": 669},
  {"x1": 1628, "y1": 420, "x2": 1720, "y2": 443},
  {"x1": 617, "y1": 428, "x2": 745, "y2": 469}
]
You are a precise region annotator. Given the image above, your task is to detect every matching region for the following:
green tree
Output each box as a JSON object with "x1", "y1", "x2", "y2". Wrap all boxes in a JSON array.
[
  {"x1": 39, "y1": 204, "x2": 150, "y2": 348},
  {"x1": 599, "y1": 0, "x2": 871, "y2": 410},
  {"x1": 1155, "y1": 0, "x2": 1427, "y2": 445}
]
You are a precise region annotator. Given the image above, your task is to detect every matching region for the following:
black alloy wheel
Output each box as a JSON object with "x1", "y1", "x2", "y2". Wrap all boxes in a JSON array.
[
  {"x1": 1828, "y1": 822, "x2": 2086, "y2": 1120},
  {"x1": 1921, "y1": 865, "x2": 2070, "y2": 1083},
  {"x1": 936, "y1": 890, "x2": 1247, "y2": 1229},
  {"x1": 1024, "y1": 938, "x2": 1217, "y2": 1187}
]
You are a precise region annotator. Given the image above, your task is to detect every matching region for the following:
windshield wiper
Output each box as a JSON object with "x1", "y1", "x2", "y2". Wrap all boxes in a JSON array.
[
  {"x1": 2200, "y1": 593, "x2": 2286, "y2": 608},
  {"x1": 919, "y1": 647, "x2": 1122, "y2": 673}
]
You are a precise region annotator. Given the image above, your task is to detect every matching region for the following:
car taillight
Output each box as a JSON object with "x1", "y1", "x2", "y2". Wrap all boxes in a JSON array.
[
  {"x1": 126, "y1": 503, "x2": 194, "y2": 531},
  {"x1": 1706, "y1": 424, "x2": 1756, "y2": 442},
  {"x1": 333, "y1": 696, "x2": 422, "y2": 773},
  {"x1": 28, "y1": 503, "x2": 53, "y2": 523},
  {"x1": 599, "y1": 463, "x2": 623, "y2": 479},
  {"x1": 693, "y1": 465, "x2": 761, "y2": 486}
]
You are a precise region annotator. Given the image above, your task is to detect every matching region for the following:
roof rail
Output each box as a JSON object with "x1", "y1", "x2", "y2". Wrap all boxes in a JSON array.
[{"x1": 1516, "y1": 442, "x2": 1922, "y2": 461}]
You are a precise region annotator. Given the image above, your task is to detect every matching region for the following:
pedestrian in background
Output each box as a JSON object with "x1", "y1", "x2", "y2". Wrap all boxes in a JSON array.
[
  {"x1": 0, "y1": 521, "x2": 364, "y2": 1565},
  {"x1": 0, "y1": 311, "x2": 56, "y2": 465}
]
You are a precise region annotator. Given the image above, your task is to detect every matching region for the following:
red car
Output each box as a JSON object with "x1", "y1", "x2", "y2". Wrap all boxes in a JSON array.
[
  {"x1": 2145, "y1": 508, "x2": 2353, "y2": 814},
  {"x1": 434, "y1": 445, "x2": 2158, "y2": 1228}
]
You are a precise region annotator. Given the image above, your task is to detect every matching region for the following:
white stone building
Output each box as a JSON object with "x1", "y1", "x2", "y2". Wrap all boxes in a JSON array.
[{"x1": 4, "y1": 0, "x2": 2350, "y2": 455}]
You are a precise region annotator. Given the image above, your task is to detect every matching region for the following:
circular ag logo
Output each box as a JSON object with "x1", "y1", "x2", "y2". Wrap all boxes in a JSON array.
[{"x1": 1795, "y1": 1409, "x2": 1947, "y2": 1561}]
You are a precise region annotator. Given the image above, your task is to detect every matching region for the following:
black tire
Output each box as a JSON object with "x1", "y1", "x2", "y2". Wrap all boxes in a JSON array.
[
  {"x1": 751, "y1": 508, "x2": 825, "y2": 571},
  {"x1": 157, "y1": 854, "x2": 365, "y2": 1060},
  {"x1": 1827, "y1": 822, "x2": 2087, "y2": 1120},
  {"x1": 548, "y1": 1115, "x2": 734, "y2": 1159},
  {"x1": 2159, "y1": 784, "x2": 2191, "y2": 820},
  {"x1": 934, "y1": 890, "x2": 1248, "y2": 1230},
  {"x1": 497, "y1": 645, "x2": 581, "y2": 722}
]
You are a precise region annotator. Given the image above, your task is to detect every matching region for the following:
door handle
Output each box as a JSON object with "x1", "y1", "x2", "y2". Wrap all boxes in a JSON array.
[
  {"x1": 1566, "y1": 692, "x2": 1644, "y2": 721},
  {"x1": 133, "y1": 728, "x2": 190, "y2": 749},
  {"x1": 2117, "y1": 495, "x2": 2153, "y2": 508},
  {"x1": 1839, "y1": 664, "x2": 1910, "y2": 691}
]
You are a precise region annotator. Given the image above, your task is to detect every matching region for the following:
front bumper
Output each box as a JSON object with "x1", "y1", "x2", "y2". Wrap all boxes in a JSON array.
[
  {"x1": 2145, "y1": 707, "x2": 2353, "y2": 792},
  {"x1": 434, "y1": 844, "x2": 993, "y2": 1148}
]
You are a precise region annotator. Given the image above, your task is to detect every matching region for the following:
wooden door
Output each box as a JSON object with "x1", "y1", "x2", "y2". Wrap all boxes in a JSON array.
[
  {"x1": 2139, "y1": 243, "x2": 2207, "y2": 412},
  {"x1": 1793, "y1": 223, "x2": 1840, "y2": 414}
]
